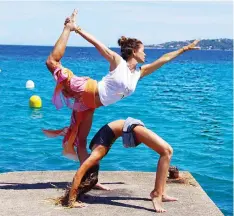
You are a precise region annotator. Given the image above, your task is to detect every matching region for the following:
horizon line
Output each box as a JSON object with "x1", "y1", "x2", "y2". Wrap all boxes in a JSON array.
[{"x1": 0, "y1": 38, "x2": 232, "y2": 48}]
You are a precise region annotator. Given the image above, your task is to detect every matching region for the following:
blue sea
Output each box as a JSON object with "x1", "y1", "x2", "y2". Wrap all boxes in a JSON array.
[{"x1": 0, "y1": 45, "x2": 232, "y2": 215}]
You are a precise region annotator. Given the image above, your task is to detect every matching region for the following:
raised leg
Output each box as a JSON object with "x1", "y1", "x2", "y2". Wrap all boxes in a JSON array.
[{"x1": 46, "y1": 9, "x2": 78, "y2": 72}]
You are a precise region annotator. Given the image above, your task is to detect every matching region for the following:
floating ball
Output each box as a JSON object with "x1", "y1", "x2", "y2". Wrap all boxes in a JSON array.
[
  {"x1": 26, "y1": 80, "x2": 35, "y2": 89},
  {"x1": 29, "y1": 95, "x2": 42, "y2": 108}
]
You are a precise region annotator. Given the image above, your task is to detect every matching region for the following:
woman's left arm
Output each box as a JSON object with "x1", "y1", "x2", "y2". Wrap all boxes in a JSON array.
[{"x1": 140, "y1": 40, "x2": 200, "y2": 79}]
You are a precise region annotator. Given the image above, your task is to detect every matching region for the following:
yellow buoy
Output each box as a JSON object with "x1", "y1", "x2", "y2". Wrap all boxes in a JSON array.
[{"x1": 29, "y1": 95, "x2": 42, "y2": 108}]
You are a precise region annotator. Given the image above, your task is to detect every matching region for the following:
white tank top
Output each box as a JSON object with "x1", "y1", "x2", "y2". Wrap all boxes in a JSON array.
[{"x1": 98, "y1": 58, "x2": 141, "y2": 106}]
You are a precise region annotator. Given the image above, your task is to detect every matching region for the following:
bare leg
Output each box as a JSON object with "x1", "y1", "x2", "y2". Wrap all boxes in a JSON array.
[
  {"x1": 76, "y1": 109, "x2": 95, "y2": 163},
  {"x1": 46, "y1": 9, "x2": 78, "y2": 72},
  {"x1": 133, "y1": 126, "x2": 176, "y2": 213},
  {"x1": 63, "y1": 110, "x2": 85, "y2": 160},
  {"x1": 69, "y1": 145, "x2": 108, "y2": 207},
  {"x1": 76, "y1": 109, "x2": 110, "y2": 190}
]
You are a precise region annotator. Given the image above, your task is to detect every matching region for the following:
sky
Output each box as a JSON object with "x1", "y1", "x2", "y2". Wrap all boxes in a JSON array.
[{"x1": 0, "y1": 1, "x2": 233, "y2": 47}]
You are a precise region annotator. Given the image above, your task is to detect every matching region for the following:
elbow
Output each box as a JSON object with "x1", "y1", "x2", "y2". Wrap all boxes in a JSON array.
[
  {"x1": 161, "y1": 55, "x2": 171, "y2": 62},
  {"x1": 45, "y1": 56, "x2": 52, "y2": 68}
]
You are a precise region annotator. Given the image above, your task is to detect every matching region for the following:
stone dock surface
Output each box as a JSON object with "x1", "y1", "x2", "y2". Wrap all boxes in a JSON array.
[{"x1": 0, "y1": 171, "x2": 223, "y2": 216}]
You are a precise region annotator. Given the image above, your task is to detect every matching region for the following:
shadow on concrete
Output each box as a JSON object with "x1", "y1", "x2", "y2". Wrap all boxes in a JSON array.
[
  {"x1": 0, "y1": 182, "x2": 125, "y2": 190},
  {"x1": 0, "y1": 182, "x2": 69, "y2": 190},
  {"x1": 99, "y1": 182, "x2": 125, "y2": 185},
  {"x1": 0, "y1": 181, "x2": 154, "y2": 212},
  {"x1": 80, "y1": 194, "x2": 154, "y2": 212}
]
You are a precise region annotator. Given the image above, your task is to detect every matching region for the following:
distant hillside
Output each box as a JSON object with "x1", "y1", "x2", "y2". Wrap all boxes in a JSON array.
[{"x1": 146, "y1": 38, "x2": 233, "y2": 51}]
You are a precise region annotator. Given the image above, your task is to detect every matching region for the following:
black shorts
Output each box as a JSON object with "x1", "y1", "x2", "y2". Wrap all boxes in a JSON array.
[{"x1": 89, "y1": 124, "x2": 116, "y2": 150}]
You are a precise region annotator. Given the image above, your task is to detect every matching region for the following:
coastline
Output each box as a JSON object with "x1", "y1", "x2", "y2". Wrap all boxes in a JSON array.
[
  {"x1": 0, "y1": 44, "x2": 232, "y2": 52},
  {"x1": 144, "y1": 47, "x2": 233, "y2": 51}
]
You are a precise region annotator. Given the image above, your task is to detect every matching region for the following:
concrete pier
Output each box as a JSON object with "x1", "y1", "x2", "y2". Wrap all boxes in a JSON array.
[{"x1": 0, "y1": 171, "x2": 223, "y2": 216}]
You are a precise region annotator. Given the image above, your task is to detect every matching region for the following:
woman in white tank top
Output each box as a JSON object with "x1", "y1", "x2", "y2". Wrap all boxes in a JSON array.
[{"x1": 45, "y1": 9, "x2": 200, "y2": 189}]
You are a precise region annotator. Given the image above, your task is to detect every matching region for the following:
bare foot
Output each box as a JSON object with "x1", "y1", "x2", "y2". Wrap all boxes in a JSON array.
[
  {"x1": 94, "y1": 182, "x2": 111, "y2": 191},
  {"x1": 150, "y1": 191, "x2": 166, "y2": 213},
  {"x1": 162, "y1": 194, "x2": 178, "y2": 202},
  {"x1": 62, "y1": 146, "x2": 78, "y2": 161},
  {"x1": 69, "y1": 201, "x2": 87, "y2": 208},
  {"x1": 64, "y1": 9, "x2": 78, "y2": 31}
]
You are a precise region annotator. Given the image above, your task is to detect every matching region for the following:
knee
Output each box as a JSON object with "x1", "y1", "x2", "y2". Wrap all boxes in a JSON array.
[
  {"x1": 45, "y1": 56, "x2": 56, "y2": 72},
  {"x1": 162, "y1": 145, "x2": 173, "y2": 159}
]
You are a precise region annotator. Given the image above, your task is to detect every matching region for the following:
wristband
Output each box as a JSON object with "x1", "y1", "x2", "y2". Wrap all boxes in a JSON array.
[
  {"x1": 182, "y1": 46, "x2": 188, "y2": 52},
  {"x1": 75, "y1": 26, "x2": 82, "y2": 33}
]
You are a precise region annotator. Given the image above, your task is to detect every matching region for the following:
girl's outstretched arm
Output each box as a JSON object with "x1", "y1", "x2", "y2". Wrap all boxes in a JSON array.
[
  {"x1": 65, "y1": 14, "x2": 122, "y2": 69},
  {"x1": 140, "y1": 40, "x2": 200, "y2": 79},
  {"x1": 75, "y1": 26, "x2": 122, "y2": 68}
]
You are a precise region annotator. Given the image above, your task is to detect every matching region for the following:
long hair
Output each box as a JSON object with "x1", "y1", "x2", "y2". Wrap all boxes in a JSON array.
[{"x1": 53, "y1": 164, "x2": 99, "y2": 207}]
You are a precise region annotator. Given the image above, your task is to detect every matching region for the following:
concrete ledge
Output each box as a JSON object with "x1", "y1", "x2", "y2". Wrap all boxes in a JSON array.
[{"x1": 0, "y1": 171, "x2": 223, "y2": 216}]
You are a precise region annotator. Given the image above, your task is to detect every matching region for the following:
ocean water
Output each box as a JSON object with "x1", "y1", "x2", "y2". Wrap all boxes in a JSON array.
[{"x1": 0, "y1": 45, "x2": 232, "y2": 215}]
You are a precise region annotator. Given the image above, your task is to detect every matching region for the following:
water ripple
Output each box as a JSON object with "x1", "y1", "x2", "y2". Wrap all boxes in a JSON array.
[{"x1": 0, "y1": 47, "x2": 232, "y2": 215}]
